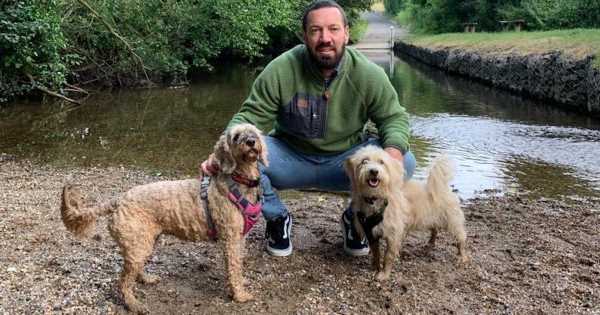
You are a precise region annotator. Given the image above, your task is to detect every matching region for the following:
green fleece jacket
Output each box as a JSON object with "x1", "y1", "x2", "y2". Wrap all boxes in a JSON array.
[{"x1": 228, "y1": 44, "x2": 410, "y2": 155}]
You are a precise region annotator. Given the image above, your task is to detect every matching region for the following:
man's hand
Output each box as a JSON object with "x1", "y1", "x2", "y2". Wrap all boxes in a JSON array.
[
  {"x1": 200, "y1": 153, "x2": 219, "y2": 176},
  {"x1": 384, "y1": 147, "x2": 404, "y2": 163}
]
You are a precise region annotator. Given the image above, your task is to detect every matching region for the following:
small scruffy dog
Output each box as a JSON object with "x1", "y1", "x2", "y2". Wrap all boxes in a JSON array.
[
  {"x1": 344, "y1": 146, "x2": 469, "y2": 281},
  {"x1": 60, "y1": 123, "x2": 267, "y2": 313}
]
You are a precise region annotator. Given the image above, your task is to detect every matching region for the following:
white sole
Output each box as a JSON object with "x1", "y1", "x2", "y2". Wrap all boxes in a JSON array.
[{"x1": 266, "y1": 244, "x2": 293, "y2": 257}]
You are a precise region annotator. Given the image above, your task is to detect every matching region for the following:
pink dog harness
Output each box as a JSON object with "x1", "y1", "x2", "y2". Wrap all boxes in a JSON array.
[
  {"x1": 200, "y1": 174, "x2": 262, "y2": 239},
  {"x1": 227, "y1": 184, "x2": 262, "y2": 235}
]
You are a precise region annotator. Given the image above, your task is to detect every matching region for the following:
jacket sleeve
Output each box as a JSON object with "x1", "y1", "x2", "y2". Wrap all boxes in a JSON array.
[
  {"x1": 227, "y1": 64, "x2": 280, "y2": 132},
  {"x1": 366, "y1": 66, "x2": 410, "y2": 153}
]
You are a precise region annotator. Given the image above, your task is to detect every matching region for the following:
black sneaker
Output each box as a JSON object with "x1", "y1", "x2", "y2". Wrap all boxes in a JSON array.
[
  {"x1": 340, "y1": 210, "x2": 369, "y2": 256},
  {"x1": 265, "y1": 214, "x2": 292, "y2": 256}
]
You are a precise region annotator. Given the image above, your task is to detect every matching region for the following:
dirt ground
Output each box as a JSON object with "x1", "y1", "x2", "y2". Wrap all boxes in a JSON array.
[{"x1": 1, "y1": 159, "x2": 599, "y2": 314}]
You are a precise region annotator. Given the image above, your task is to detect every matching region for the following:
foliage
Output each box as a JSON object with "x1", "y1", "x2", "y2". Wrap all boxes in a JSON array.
[
  {"x1": 1, "y1": 0, "x2": 376, "y2": 102},
  {"x1": 399, "y1": 0, "x2": 476, "y2": 34},
  {"x1": 0, "y1": 0, "x2": 66, "y2": 102},
  {"x1": 60, "y1": 0, "x2": 302, "y2": 86},
  {"x1": 337, "y1": 0, "x2": 374, "y2": 23},
  {"x1": 384, "y1": 0, "x2": 404, "y2": 15},
  {"x1": 498, "y1": 0, "x2": 600, "y2": 30},
  {"x1": 385, "y1": 0, "x2": 600, "y2": 34},
  {"x1": 349, "y1": 18, "x2": 368, "y2": 43}
]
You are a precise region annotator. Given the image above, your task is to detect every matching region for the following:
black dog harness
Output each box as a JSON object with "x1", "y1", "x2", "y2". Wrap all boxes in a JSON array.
[
  {"x1": 356, "y1": 199, "x2": 388, "y2": 243},
  {"x1": 200, "y1": 173, "x2": 262, "y2": 239}
]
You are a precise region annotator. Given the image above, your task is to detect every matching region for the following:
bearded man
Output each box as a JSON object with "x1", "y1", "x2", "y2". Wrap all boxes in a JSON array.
[{"x1": 202, "y1": 0, "x2": 415, "y2": 257}]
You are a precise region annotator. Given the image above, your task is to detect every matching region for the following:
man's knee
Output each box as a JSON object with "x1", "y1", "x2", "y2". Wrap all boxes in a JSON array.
[{"x1": 259, "y1": 171, "x2": 288, "y2": 220}]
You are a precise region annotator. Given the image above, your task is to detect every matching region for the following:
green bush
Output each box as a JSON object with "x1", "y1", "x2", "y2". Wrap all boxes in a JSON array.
[
  {"x1": 396, "y1": 0, "x2": 472, "y2": 34},
  {"x1": 61, "y1": 0, "x2": 302, "y2": 85},
  {"x1": 0, "y1": 0, "x2": 66, "y2": 102},
  {"x1": 388, "y1": 0, "x2": 600, "y2": 33},
  {"x1": 1, "y1": 0, "x2": 376, "y2": 102},
  {"x1": 61, "y1": 0, "x2": 374, "y2": 86},
  {"x1": 498, "y1": 0, "x2": 600, "y2": 30},
  {"x1": 384, "y1": 0, "x2": 404, "y2": 15}
]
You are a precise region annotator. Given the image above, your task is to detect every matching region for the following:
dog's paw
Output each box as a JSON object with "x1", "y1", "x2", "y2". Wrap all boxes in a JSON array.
[
  {"x1": 233, "y1": 291, "x2": 254, "y2": 303},
  {"x1": 375, "y1": 271, "x2": 390, "y2": 282},
  {"x1": 458, "y1": 253, "x2": 471, "y2": 266},
  {"x1": 126, "y1": 301, "x2": 149, "y2": 314},
  {"x1": 137, "y1": 273, "x2": 160, "y2": 285}
]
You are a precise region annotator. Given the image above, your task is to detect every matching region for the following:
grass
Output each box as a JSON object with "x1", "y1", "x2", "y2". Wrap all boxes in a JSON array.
[
  {"x1": 350, "y1": 18, "x2": 368, "y2": 44},
  {"x1": 404, "y1": 29, "x2": 600, "y2": 68}
]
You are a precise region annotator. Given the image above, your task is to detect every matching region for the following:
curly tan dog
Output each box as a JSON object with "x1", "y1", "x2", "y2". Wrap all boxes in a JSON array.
[
  {"x1": 344, "y1": 146, "x2": 469, "y2": 281},
  {"x1": 60, "y1": 123, "x2": 267, "y2": 313}
]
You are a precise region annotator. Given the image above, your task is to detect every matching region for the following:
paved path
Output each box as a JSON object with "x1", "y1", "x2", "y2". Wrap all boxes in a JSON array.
[
  {"x1": 352, "y1": 11, "x2": 408, "y2": 51},
  {"x1": 351, "y1": 11, "x2": 408, "y2": 71}
]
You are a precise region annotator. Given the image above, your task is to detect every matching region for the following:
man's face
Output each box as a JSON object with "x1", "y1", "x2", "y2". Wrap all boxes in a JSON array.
[{"x1": 303, "y1": 7, "x2": 349, "y2": 70}]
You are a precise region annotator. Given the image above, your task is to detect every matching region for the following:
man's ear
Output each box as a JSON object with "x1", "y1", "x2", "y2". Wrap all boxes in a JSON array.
[{"x1": 344, "y1": 25, "x2": 350, "y2": 44}]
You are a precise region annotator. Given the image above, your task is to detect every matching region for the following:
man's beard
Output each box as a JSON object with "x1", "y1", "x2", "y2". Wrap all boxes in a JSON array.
[{"x1": 310, "y1": 44, "x2": 345, "y2": 70}]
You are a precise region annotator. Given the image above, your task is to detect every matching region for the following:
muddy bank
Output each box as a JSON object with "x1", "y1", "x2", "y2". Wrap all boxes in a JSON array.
[
  {"x1": 395, "y1": 41, "x2": 600, "y2": 116},
  {"x1": 1, "y1": 160, "x2": 599, "y2": 314}
]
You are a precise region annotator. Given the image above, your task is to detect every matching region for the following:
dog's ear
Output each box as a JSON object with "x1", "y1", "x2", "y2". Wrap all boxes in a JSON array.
[
  {"x1": 214, "y1": 132, "x2": 236, "y2": 174},
  {"x1": 344, "y1": 156, "x2": 358, "y2": 192},
  {"x1": 63, "y1": 184, "x2": 84, "y2": 208},
  {"x1": 257, "y1": 132, "x2": 269, "y2": 167}
]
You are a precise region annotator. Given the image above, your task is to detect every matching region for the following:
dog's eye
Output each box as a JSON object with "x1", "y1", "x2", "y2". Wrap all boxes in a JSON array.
[
  {"x1": 361, "y1": 158, "x2": 369, "y2": 164},
  {"x1": 232, "y1": 134, "x2": 240, "y2": 143},
  {"x1": 378, "y1": 159, "x2": 384, "y2": 164}
]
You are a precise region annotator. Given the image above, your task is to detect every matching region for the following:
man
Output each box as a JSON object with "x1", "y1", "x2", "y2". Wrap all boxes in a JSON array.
[{"x1": 202, "y1": 0, "x2": 415, "y2": 257}]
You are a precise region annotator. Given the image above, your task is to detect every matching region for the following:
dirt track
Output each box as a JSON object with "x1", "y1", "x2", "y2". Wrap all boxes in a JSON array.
[{"x1": 1, "y1": 160, "x2": 599, "y2": 314}]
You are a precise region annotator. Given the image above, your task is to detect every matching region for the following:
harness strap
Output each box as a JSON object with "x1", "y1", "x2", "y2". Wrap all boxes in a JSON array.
[
  {"x1": 199, "y1": 174, "x2": 263, "y2": 239},
  {"x1": 231, "y1": 172, "x2": 260, "y2": 187},
  {"x1": 226, "y1": 177, "x2": 262, "y2": 235},
  {"x1": 356, "y1": 199, "x2": 388, "y2": 243},
  {"x1": 200, "y1": 175, "x2": 217, "y2": 239}
]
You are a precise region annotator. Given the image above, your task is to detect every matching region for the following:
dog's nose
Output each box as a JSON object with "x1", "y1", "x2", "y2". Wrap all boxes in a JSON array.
[
  {"x1": 246, "y1": 139, "x2": 255, "y2": 147},
  {"x1": 370, "y1": 169, "x2": 379, "y2": 176}
]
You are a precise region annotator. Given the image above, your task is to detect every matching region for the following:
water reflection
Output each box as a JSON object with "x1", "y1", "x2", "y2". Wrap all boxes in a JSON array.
[
  {"x1": 1, "y1": 54, "x2": 599, "y2": 200},
  {"x1": 390, "y1": 54, "x2": 600, "y2": 198},
  {"x1": 395, "y1": 56, "x2": 600, "y2": 129},
  {"x1": 0, "y1": 66, "x2": 256, "y2": 173}
]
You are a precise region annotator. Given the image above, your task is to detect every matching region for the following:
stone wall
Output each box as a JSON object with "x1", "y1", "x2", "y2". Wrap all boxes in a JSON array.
[{"x1": 395, "y1": 42, "x2": 600, "y2": 116}]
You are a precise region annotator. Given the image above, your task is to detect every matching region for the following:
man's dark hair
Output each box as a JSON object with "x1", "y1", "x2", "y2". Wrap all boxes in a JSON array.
[{"x1": 302, "y1": 0, "x2": 348, "y2": 31}]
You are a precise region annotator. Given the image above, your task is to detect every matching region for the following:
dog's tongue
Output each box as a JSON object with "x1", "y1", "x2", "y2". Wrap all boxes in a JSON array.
[{"x1": 368, "y1": 178, "x2": 379, "y2": 187}]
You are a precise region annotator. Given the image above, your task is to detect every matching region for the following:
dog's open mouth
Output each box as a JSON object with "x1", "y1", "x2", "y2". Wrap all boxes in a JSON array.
[
  {"x1": 245, "y1": 148, "x2": 260, "y2": 161},
  {"x1": 367, "y1": 177, "x2": 380, "y2": 188}
]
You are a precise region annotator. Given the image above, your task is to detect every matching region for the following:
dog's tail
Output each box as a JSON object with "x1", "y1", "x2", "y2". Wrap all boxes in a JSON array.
[
  {"x1": 60, "y1": 184, "x2": 118, "y2": 239},
  {"x1": 425, "y1": 155, "x2": 456, "y2": 205}
]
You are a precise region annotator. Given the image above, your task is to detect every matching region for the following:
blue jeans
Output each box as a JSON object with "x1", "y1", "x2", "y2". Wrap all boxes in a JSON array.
[{"x1": 259, "y1": 136, "x2": 416, "y2": 221}]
